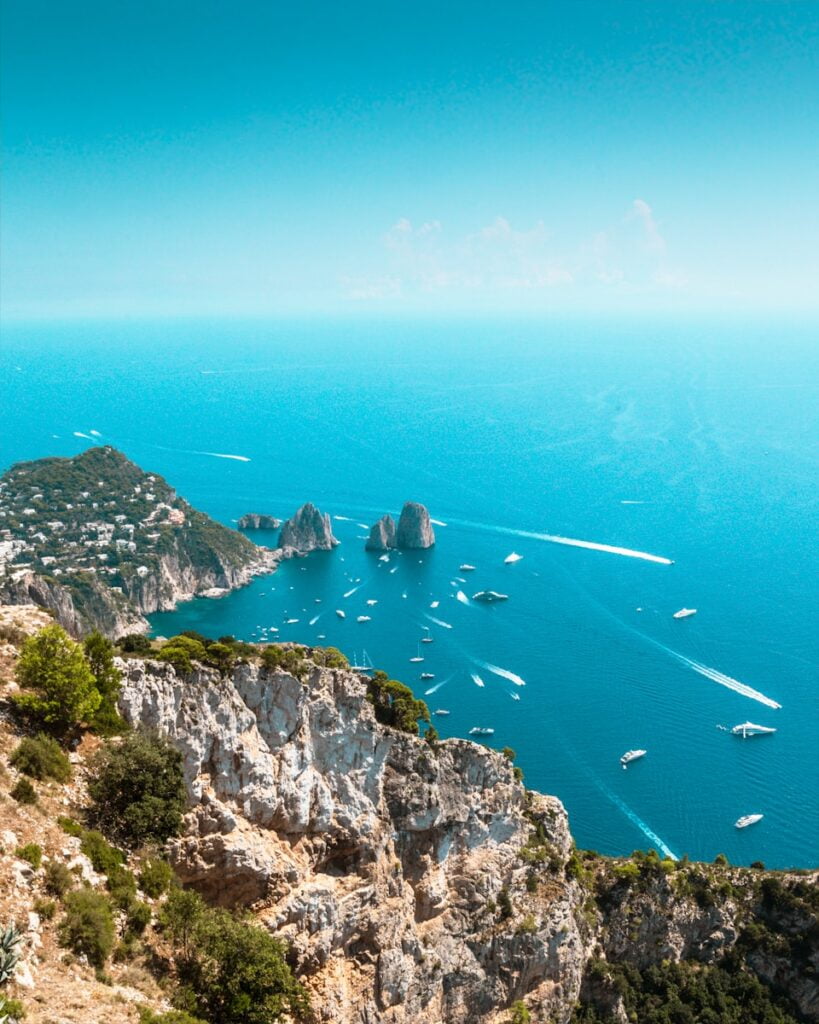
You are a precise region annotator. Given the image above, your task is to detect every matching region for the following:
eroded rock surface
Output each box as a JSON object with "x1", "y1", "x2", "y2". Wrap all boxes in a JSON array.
[
  {"x1": 279, "y1": 503, "x2": 339, "y2": 556},
  {"x1": 395, "y1": 502, "x2": 435, "y2": 549}
]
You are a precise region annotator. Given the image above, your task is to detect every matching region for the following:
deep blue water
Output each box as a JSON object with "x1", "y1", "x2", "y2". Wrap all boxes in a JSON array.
[{"x1": 2, "y1": 317, "x2": 817, "y2": 868}]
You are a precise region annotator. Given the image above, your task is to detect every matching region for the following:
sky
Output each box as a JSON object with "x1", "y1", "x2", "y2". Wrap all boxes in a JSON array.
[{"x1": 1, "y1": 0, "x2": 818, "y2": 321}]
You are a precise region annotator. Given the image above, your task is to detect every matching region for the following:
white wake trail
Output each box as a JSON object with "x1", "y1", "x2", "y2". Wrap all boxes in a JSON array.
[
  {"x1": 424, "y1": 614, "x2": 453, "y2": 629},
  {"x1": 343, "y1": 586, "x2": 360, "y2": 598},
  {"x1": 470, "y1": 673, "x2": 485, "y2": 688},
  {"x1": 456, "y1": 590, "x2": 470, "y2": 605},
  {"x1": 476, "y1": 660, "x2": 526, "y2": 686},
  {"x1": 73, "y1": 431, "x2": 94, "y2": 440},
  {"x1": 198, "y1": 451, "x2": 251, "y2": 462},
  {"x1": 424, "y1": 676, "x2": 452, "y2": 695},
  {"x1": 648, "y1": 639, "x2": 781, "y2": 709},
  {"x1": 598, "y1": 783, "x2": 677, "y2": 860},
  {"x1": 308, "y1": 614, "x2": 321, "y2": 626}
]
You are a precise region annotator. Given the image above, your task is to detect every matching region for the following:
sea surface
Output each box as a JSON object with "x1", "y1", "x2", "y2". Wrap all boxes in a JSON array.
[{"x1": 2, "y1": 317, "x2": 817, "y2": 869}]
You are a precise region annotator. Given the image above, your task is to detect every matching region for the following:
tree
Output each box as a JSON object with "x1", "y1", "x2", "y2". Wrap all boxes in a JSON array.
[
  {"x1": 180, "y1": 908, "x2": 311, "y2": 1023},
  {"x1": 13, "y1": 624, "x2": 101, "y2": 735},
  {"x1": 88, "y1": 731, "x2": 186, "y2": 848},
  {"x1": 84, "y1": 631, "x2": 125, "y2": 733},
  {"x1": 59, "y1": 890, "x2": 115, "y2": 967}
]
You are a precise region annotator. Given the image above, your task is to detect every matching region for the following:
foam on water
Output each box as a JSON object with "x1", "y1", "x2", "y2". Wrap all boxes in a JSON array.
[
  {"x1": 425, "y1": 614, "x2": 453, "y2": 629},
  {"x1": 476, "y1": 660, "x2": 526, "y2": 686},
  {"x1": 456, "y1": 590, "x2": 470, "y2": 605},
  {"x1": 470, "y1": 673, "x2": 485, "y2": 688}
]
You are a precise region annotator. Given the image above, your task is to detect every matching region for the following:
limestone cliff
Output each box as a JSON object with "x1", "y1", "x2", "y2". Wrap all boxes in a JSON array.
[
  {"x1": 278, "y1": 503, "x2": 339, "y2": 556},
  {"x1": 395, "y1": 502, "x2": 435, "y2": 549},
  {"x1": 115, "y1": 653, "x2": 818, "y2": 1023},
  {"x1": 238, "y1": 513, "x2": 282, "y2": 530},
  {"x1": 365, "y1": 514, "x2": 397, "y2": 552}
]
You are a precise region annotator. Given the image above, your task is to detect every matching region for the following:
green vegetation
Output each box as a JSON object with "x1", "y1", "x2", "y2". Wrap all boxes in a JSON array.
[
  {"x1": 261, "y1": 644, "x2": 309, "y2": 680},
  {"x1": 118, "y1": 633, "x2": 154, "y2": 654},
  {"x1": 83, "y1": 631, "x2": 126, "y2": 733},
  {"x1": 10, "y1": 777, "x2": 37, "y2": 804},
  {"x1": 44, "y1": 860, "x2": 75, "y2": 898},
  {"x1": 0, "y1": 995, "x2": 25, "y2": 1021},
  {"x1": 33, "y1": 897, "x2": 57, "y2": 921},
  {"x1": 58, "y1": 889, "x2": 116, "y2": 967},
  {"x1": 573, "y1": 958, "x2": 803, "y2": 1024},
  {"x1": 10, "y1": 733, "x2": 72, "y2": 782},
  {"x1": 80, "y1": 830, "x2": 126, "y2": 875},
  {"x1": 508, "y1": 1001, "x2": 531, "y2": 1024},
  {"x1": 366, "y1": 670, "x2": 430, "y2": 735},
  {"x1": 0, "y1": 924, "x2": 22, "y2": 986},
  {"x1": 139, "y1": 857, "x2": 174, "y2": 898},
  {"x1": 162, "y1": 888, "x2": 310, "y2": 1024},
  {"x1": 139, "y1": 1011, "x2": 207, "y2": 1024},
  {"x1": 15, "y1": 844, "x2": 42, "y2": 870},
  {"x1": 12, "y1": 625, "x2": 101, "y2": 735},
  {"x1": 87, "y1": 731, "x2": 186, "y2": 848}
]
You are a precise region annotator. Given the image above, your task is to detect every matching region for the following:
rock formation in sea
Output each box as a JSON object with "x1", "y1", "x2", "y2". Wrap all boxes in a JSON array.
[
  {"x1": 395, "y1": 501, "x2": 435, "y2": 549},
  {"x1": 365, "y1": 513, "x2": 397, "y2": 551},
  {"x1": 0, "y1": 446, "x2": 278, "y2": 638},
  {"x1": 237, "y1": 513, "x2": 282, "y2": 530},
  {"x1": 278, "y1": 502, "x2": 339, "y2": 555}
]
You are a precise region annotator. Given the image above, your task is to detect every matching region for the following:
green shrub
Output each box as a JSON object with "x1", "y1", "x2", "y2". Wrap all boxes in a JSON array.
[
  {"x1": 501, "y1": 746, "x2": 516, "y2": 761},
  {"x1": 139, "y1": 858, "x2": 174, "y2": 898},
  {"x1": 80, "y1": 830, "x2": 125, "y2": 876},
  {"x1": 33, "y1": 897, "x2": 57, "y2": 921},
  {"x1": 261, "y1": 645, "x2": 308, "y2": 680},
  {"x1": 161, "y1": 886, "x2": 206, "y2": 962},
  {"x1": 57, "y1": 815, "x2": 83, "y2": 837},
  {"x1": 16, "y1": 844, "x2": 42, "y2": 869},
  {"x1": 366, "y1": 670, "x2": 430, "y2": 735},
  {"x1": 509, "y1": 1001, "x2": 531, "y2": 1024},
  {"x1": 87, "y1": 731, "x2": 186, "y2": 848},
  {"x1": 157, "y1": 635, "x2": 208, "y2": 675},
  {"x1": 497, "y1": 886, "x2": 513, "y2": 920},
  {"x1": 176, "y1": 907, "x2": 311, "y2": 1024},
  {"x1": 59, "y1": 890, "x2": 115, "y2": 967},
  {"x1": 204, "y1": 642, "x2": 235, "y2": 676},
  {"x1": 126, "y1": 900, "x2": 152, "y2": 936},
  {"x1": 139, "y1": 1009, "x2": 207, "y2": 1024},
  {"x1": 106, "y1": 865, "x2": 138, "y2": 910},
  {"x1": 516, "y1": 913, "x2": 537, "y2": 935},
  {"x1": 83, "y1": 632, "x2": 125, "y2": 735},
  {"x1": 0, "y1": 995, "x2": 26, "y2": 1021},
  {"x1": 312, "y1": 646, "x2": 348, "y2": 669},
  {"x1": 9, "y1": 734, "x2": 72, "y2": 782},
  {"x1": 44, "y1": 860, "x2": 74, "y2": 897},
  {"x1": 10, "y1": 778, "x2": 37, "y2": 805},
  {"x1": 118, "y1": 633, "x2": 153, "y2": 655},
  {"x1": 12, "y1": 624, "x2": 101, "y2": 735}
]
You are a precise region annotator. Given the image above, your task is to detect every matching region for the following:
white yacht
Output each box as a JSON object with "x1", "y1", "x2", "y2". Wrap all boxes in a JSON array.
[
  {"x1": 434, "y1": 709, "x2": 450, "y2": 716},
  {"x1": 620, "y1": 749, "x2": 647, "y2": 768},
  {"x1": 472, "y1": 590, "x2": 509, "y2": 603},
  {"x1": 356, "y1": 614, "x2": 371, "y2": 623},
  {"x1": 735, "y1": 813, "x2": 763, "y2": 829},
  {"x1": 335, "y1": 609, "x2": 345, "y2": 619},
  {"x1": 469, "y1": 726, "x2": 495, "y2": 736},
  {"x1": 420, "y1": 672, "x2": 435, "y2": 680},
  {"x1": 731, "y1": 722, "x2": 777, "y2": 738},
  {"x1": 409, "y1": 642, "x2": 424, "y2": 664},
  {"x1": 673, "y1": 608, "x2": 697, "y2": 619},
  {"x1": 504, "y1": 552, "x2": 523, "y2": 564},
  {"x1": 459, "y1": 564, "x2": 476, "y2": 571}
]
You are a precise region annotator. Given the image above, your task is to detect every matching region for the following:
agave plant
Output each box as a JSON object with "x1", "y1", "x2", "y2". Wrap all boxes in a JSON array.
[{"x1": 0, "y1": 925, "x2": 22, "y2": 986}]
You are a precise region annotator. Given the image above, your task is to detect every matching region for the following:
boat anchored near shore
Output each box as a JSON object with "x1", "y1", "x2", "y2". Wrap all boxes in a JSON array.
[{"x1": 620, "y1": 749, "x2": 647, "y2": 769}]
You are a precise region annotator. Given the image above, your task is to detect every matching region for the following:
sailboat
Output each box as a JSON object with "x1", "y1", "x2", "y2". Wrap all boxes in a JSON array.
[
  {"x1": 350, "y1": 650, "x2": 374, "y2": 672},
  {"x1": 420, "y1": 625, "x2": 434, "y2": 644},
  {"x1": 409, "y1": 641, "x2": 424, "y2": 664}
]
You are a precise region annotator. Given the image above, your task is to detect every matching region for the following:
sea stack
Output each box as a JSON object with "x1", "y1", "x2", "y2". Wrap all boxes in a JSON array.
[
  {"x1": 396, "y1": 501, "x2": 435, "y2": 549},
  {"x1": 237, "y1": 513, "x2": 281, "y2": 530},
  {"x1": 278, "y1": 503, "x2": 339, "y2": 555},
  {"x1": 365, "y1": 514, "x2": 397, "y2": 551}
]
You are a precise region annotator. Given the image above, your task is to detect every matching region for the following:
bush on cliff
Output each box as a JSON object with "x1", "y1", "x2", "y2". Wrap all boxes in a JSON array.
[
  {"x1": 59, "y1": 889, "x2": 116, "y2": 967},
  {"x1": 366, "y1": 670, "x2": 430, "y2": 735},
  {"x1": 12, "y1": 624, "x2": 101, "y2": 735},
  {"x1": 261, "y1": 644, "x2": 309, "y2": 680},
  {"x1": 88, "y1": 731, "x2": 186, "y2": 848},
  {"x1": 83, "y1": 631, "x2": 126, "y2": 734},
  {"x1": 157, "y1": 635, "x2": 209, "y2": 675},
  {"x1": 10, "y1": 733, "x2": 72, "y2": 782}
]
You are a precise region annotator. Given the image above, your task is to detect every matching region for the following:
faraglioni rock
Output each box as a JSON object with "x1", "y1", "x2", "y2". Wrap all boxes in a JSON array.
[
  {"x1": 278, "y1": 502, "x2": 339, "y2": 555},
  {"x1": 365, "y1": 513, "x2": 397, "y2": 551},
  {"x1": 237, "y1": 513, "x2": 282, "y2": 530},
  {"x1": 395, "y1": 501, "x2": 435, "y2": 548}
]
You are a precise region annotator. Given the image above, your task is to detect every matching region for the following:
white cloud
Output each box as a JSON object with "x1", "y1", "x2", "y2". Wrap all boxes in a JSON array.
[{"x1": 631, "y1": 198, "x2": 666, "y2": 253}]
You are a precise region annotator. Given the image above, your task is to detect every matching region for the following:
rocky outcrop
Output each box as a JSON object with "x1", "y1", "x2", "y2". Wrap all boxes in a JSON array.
[
  {"x1": 396, "y1": 502, "x2": 435, "y2": 549},
  {"x1": 365, "y1": 514, "x2": 397, "y2": 552},
  {"x1": 238, "y1": 513, "x2": 282, "y2": 530},
  {"x1": 278, "y1": 503, "x2": 339, "y2": 556},
  {"x1": 117, "y1": 656, "x2": 585, "y2": 1023}
]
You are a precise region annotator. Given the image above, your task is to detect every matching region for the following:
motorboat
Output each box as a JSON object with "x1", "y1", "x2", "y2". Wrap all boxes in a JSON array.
[
  {"x1": 472, "y1": 590, "x2": 509, "y2": 603},
  {"x1": 469, "y1": 726, "x2": 495, "y2": 736},
  {"x1": 356, "y1": 615, "x2": 371, "y2": 623},
  {"x1": 731, "y1": 722, "x2": 777, "y2": 738},
  {"x1": 620, "y1": 749, "x2": 647, "y2": 769},
  {"x1": 673, "y1": 608, "x2": 697, "y2": 619},
  {"x1": 420, "y1": 672, "x2": 435, "y2": 680},
  {"x1": 735, "y1": 814, "x2": 763, "y2": 829},
  {"x1": 459, "y1": 564, "x2": 476, "y2": 571},
  {"x1": 434, "y1": 709, "x2": 450, "y2": 716},
  {"x1": 504, "y1": 552, "x2": 523, "y2": 564},
  {"x1": 335, "y1": 609, "x2": 345, "y2": 619}
]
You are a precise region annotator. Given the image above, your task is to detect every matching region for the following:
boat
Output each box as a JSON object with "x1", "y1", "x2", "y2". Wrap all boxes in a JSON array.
[
  {"x1": 735, "y1": 813, "x2": 763, "y2": 829},
  {"x1": 731, "y1": 722, "x2": 777, "y2": 738},
  {"x1": 471, "y1": 590, "x2": 509, "y2": 603},
  {"x1": 420, "y1": 672, "x2": 435, "y2": 680},
  {"x1": 434, "y1": 709, "x2": 450, "y2": 716},
  {"x1": 620, "y1": 749, "x2": 647, "y2": 768},
  {"x1": 335, "y1": 609, "x2": 346, "y2": 619},
  {"x1": 285, "y1": 618, "x2": 299, "y2": 624},
  {"x1": 356, "y1": 615, "x2": 371, "y2": 623},
  {"x1": 459, "y1": 564, "x2": 476, "y2": 571},
  {"x1": 409, "y1": 642, "x2": 424, "y2": 664},
  {"x1": 366, "y1": 599, "x2": 378, "y2": 606},
  {"x1": 469, "y1": 726, "x2": 495, "y2": 736},
  {"x1": 504, "y1": 552, "x2": 523, "y2": 564},
  {"x1": 421, "y1": 636, "x2": 434, "y2": 643},
  {"x1": 430, "y1": 600, "x2": 440, "y2": 608},
  {"x1": 673, "y1": 608, "x2": 697, "y2": 619},
  {"x1": 350, "y1": 650, "x2": 374, "y2": 672}
]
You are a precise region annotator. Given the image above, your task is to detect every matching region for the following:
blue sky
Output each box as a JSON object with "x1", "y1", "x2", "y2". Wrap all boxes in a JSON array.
[{"x1": 2, "y1": 1, "x2": 818, "y2": 320}]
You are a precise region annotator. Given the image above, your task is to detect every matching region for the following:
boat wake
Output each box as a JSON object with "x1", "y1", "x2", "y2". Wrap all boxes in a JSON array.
[
  {"x1": 73, "y1": 431, "x2": 95, "y2": 440},
  {"x1": 651, "y1": 641, "x2": 781, "y2": 709},
  {"x1": 424, "y1": 614, "x2": 453, "y2": 629},
  {"x1": 343, "y1": 586, "x2": 361, "y2": 598},
  {"x1": 424, "y1": 676, "x2": 451, "y2": 695},
  {"x1": 456, "y1": 590, "x2": 470, "y2": 605},
  {"x1": 308, "y1": 614, "x2": 321, "y2": 626},
  {"x1": 199, "y1": 451, "x2": 251, "y2": 462},
  {"x1": 597, "y1": 782, "x2": 677, "y2": 861},
  {"x1": 475, "y1": 659, "x2": 526, "y2": 686},
  {"x1": 470, "y1": 673, "x2": 485, "y2": 688}
]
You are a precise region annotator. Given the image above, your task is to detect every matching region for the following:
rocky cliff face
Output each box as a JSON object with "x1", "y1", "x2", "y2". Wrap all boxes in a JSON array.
[
  {"x1": 117, "y1": 656, "x2": 585, "y2": 1023},
  {"x1": 116, "y1": 654, "x2": 819, "y2": 1024},
  {"x1": 279, "y1": 503, "x2": 339, "y2": 556},
  {"x1": 365, "y1": 514, "x2": 397, "y2": 552},
  {"x1": 238, "y1": 513, "x2": 282, "y2": 530},
  {"x1": 395, "y1": 502, "x2": 435, "y2": 549}
]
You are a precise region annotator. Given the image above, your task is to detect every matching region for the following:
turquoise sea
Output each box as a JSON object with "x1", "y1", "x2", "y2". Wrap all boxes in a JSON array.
[{"x1": 2, "y1": 318, "x2": 817, "y2": 869}]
